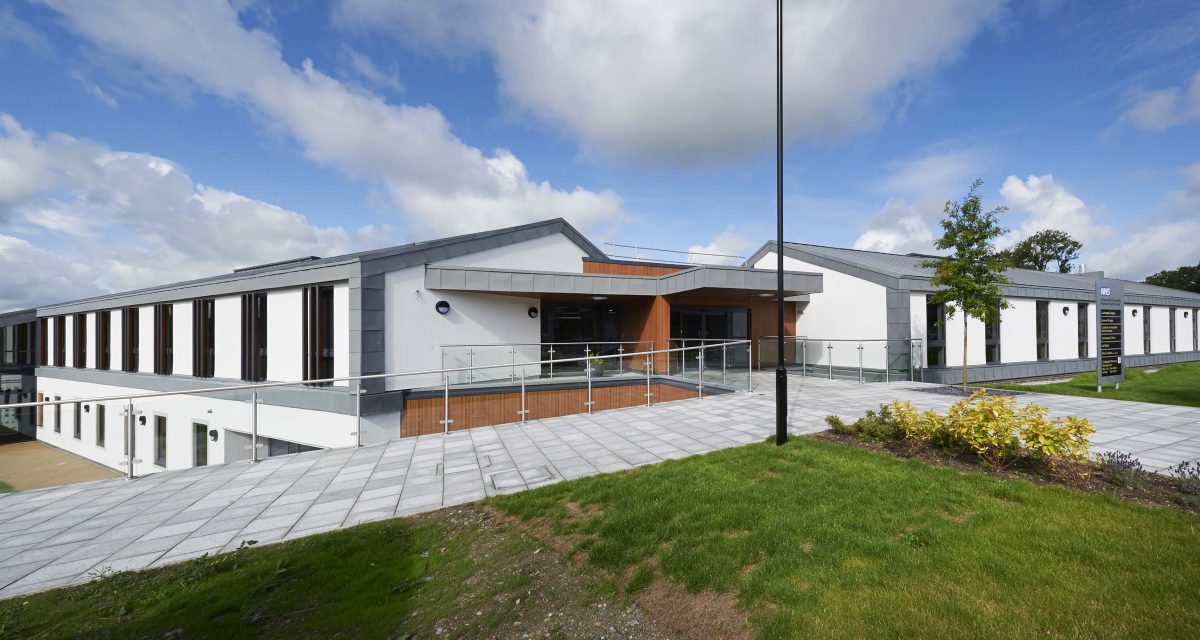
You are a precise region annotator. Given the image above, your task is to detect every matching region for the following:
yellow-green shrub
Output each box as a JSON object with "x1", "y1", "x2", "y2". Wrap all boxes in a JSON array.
[
  {"x1": 943, "y1": 391, "x2": 1023, "y2": 469},
  {"x1": 1019, "y1": 413, "x2": 1094, "y2": 466}
]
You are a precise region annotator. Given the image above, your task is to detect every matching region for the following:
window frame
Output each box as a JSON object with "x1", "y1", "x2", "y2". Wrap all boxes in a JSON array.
[
  {"x1": 53, "y1": 396, "x2": 61, "y2": 433},
  {"x1": 192, "y1": 298, "x2": 216, "y2": 378},
  {"x1": 193, "y1": 421, "x2": 208, "y2": 467},
  {"x1": 1169, "y1": 307, "x2": 1177, "y2": 353},
  {"x1": 1035, "y1": 301, "x2": 1050, "y2": 362},
  {"x1": 73, "y1": 402, "x2": 82, "y2": 440},
  {"x1": 53, "y1": 316, "x2": 66, "y2": 367},
  {"x1": 302, "y1": 285, "x2": 335, "y2": 384},
  {"x1": 983, "y1": 302, "x2": 1001, "y2": 365},
  {"x1": 122, "y1": 308, "x2": 139, "y2": 373},
  {"x1": 1143, "y1": 306, "x2": 1151, "y2": 354},
  {"x1": 153, "y1": 303, "x2": 174, "y2": 375},
  {"x1": 154, "y1": 414, "x2": 167, "y2": 468},
  {"x1": 925, "y1": 301, "x2": 946, "y2": 367},
  {"x1": 96, "y1": 310, "x2": 111, "y2": 371},
  {"x1": 240, "y1": 292, "x2": 268, "y2": 382},
  {"x1": 96, "y1": 403, "x2": 106, "y2": 448},
  {"x1": 1077, "y1": 303, "x2": 1089, "y2": 359}
]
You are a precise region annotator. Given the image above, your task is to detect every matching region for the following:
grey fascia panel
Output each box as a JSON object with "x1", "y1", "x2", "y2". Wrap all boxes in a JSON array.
[
  {"x1": 38, "y1": 262, "x2": 359, "y2": 316},
  {"x1": 464, "y1": 269, "x2": 490, "y2": 290},
  {"x1": 511, "y1": 272, "x2": 535, "y2": 292}
]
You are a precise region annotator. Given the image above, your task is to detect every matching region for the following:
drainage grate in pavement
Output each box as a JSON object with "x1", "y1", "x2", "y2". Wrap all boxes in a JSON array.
[
  {"x1": 488, "y1": 469, "x2": 525, "y2": 490},
  {"x1": 519, "y1": 465, "x2": 555, "y2": 484}
]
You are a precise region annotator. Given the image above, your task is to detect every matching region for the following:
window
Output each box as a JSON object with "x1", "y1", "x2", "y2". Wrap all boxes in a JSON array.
[
  {"x1": 1078, "y1": 303, "x2": 1089, "y2": 359},
  {"x1": 192, "y1": 299, "x2": 215, "y2": 378},
  {"x1": 96, "y1": 404, "x2": 106, "y2": 448},
  {"x1": 73, "y1": 314, "x2": 87, "y2": 368},
  {"x1": 926, "y1": 301, "x2": 946, "y2": 367},
  {"x1": 54, "y1": 316, "x2": 65, "y2": 367},
  {"x1": 1143, "y1": 306, "x2": 1151, "y2": 354},
  {"x1": 53, "y1": 396, "x2": 61, "y2": 433},
  {"x1": 96, "y1": 311, "x2": 111, "y2": 370},
  {"x1": 266, "y1": 437, "x2": 319, "y2": 457},
  {"x1": 302, "y1": 285, "x2": 334, "y2": 384},
  {"x1": 122, "y1": 308, "x2": 139, "y2": 373},
  {"x1": 36, "y1": 393, "x2": 43, "y2": 428},
  {"x1": 1035, "y1": 301, "x2": 1049, "y2": 361},
  {"x1": 984, "y1": 303, "x2": 1001, "y2": 364},
  {"x1": 240, "y1": 293, "x2": 268, "y2": 382},
  {"x1": 1195, "y1": 309, "x2": 1199, "y2": 352},
  {"x1": 2, "y1": 322, "x2": 34, "y2": 366},
  {"x1": 1169, "y1": 308, "x2": 1177, "y2": 353},
  {"x1": 154, "y1": 415, "x2": 167, "y2": 467},
  {"x1": 193, "y1": 422, "x2": 208, "y2": 467},
  {"x1": 73, "y1": 402, "x2": 81, "y2": 439},
  {"x1": 38, "y1": 317, "x2": 48, "y2": 366},
  {"x1": 153, "y1": 304, "x2": 173, "y2": 375}
]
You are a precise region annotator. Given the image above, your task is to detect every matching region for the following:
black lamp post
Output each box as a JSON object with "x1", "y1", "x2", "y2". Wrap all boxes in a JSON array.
[{"x1": 774, "y1": 0, "x2": 787, "y2": 446}]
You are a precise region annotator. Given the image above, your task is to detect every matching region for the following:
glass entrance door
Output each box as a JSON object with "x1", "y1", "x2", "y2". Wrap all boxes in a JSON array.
[{"x1": 671, "y1": 306, "x2": 750, "y2": 372}]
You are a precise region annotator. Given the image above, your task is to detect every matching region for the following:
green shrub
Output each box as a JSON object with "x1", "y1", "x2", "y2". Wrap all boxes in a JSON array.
[
  {"x1": 824, "y1": 404, "x2": 904, "y2": 442},
  {"x1": 1096, "y1": 451, "x2": 1145, "y2": 488}
]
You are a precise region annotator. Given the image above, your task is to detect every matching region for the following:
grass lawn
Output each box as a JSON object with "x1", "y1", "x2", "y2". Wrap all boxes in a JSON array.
[
  {"x1": 986, "y1": 362, "x2": 1200, "y2": 407},
  {"x1": 2, "y1": 439, "x2": 1198, "y2": 639}
]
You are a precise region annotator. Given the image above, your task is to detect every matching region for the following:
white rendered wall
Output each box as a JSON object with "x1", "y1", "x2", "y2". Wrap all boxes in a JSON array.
[
  {"x1": 752, "y1": 252, "x2": 887, "y2": 340},
  {"x1": 333, "y1": 283, "x2": 349, "y2": 386},
  {"x1": 214, "y1": 296, "x2": 241, "y2": 379},
  {"x1": 1087, "y1": 303, "x2": 1098, "y2": 358},
  {"x1": 110, "y1": 312, "x2": 123, "y2": 371},
  {"x1": 1048, "y1": 300, "x2": 1079, "y2": 361},
  {"x1": 137, "y1": 306, "x2": 153, "y2": 373},
  {"x1": 85, "y1": 312, "x2": 96, "y2": 368},
  {"x1": 1181, "y1": 308, "x2": 1197, "y2": 352},
  {"x1": 64, "y1": 315, "x2": 75, "y2": 368},
  {"x1": 1150, "y1": 306, "x2": 1171, "y2": 353},
  {"x1": 1124, "y1": 305, "x2": 1143, "y2": 355},
  {"x1": 940, "y1": 308, "x2": 987, "y2": 367},
  {"x1": 35, "y1": 375, "x2": 354, "y2": 474},
  {"x1": 46, "y1": 319, "x2": 55, "y2": 367},
  {"x1": 910, "y1": 293, "x2": 928, "y2": 368},
  {"x1": 1000, "y1": 299, "x2": 1037, "y2": 363},
  {"x1": 173, "y1": 302, "x2": 193, "y2": 377},
  {"x1": 267, "y1": 289, "x2": 302, "y2": 382},
  {"x1": 440, "y1": 232, "x2": 590, "y2": 272}
]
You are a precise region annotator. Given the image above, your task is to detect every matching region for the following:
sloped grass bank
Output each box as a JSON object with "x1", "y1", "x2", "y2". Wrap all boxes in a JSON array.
[{"x1": 2, "y1": 438, "x2": 1197, "y2": 639}]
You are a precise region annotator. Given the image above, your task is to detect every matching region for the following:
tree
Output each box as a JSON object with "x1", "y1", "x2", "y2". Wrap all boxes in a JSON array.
[
  {"x1": 1001, "y1": 229, "x2": 1083, "y2": 273},
  {"x1": 922, "y1": 180, "x2": 1012, "y2": 392},
  {"x1": 1144, "y1": 262, "x2": 1200, "y2": 294}
]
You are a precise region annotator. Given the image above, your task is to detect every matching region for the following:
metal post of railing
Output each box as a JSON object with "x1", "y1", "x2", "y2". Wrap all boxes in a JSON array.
[
  {"x1": 124, "y1": 398, "x2": 135, "y2": 479},
  {"x1": 747, "y1": 340, "x2": 753, "y2": 392},
  {"x1": 354, "y1": 381, "x2": 362, "y2": 447},
  {"x1": 548, "y1": 345, "x2": 555, "y2": 379},
  {"x1": 249, "y1": 390, "x2": 259, "y2": 463},
  {"x1": 698, "y1": 345, "x2": 705, "y2": 399},
  {"x1": 645, "y1": 355, "x2": 653, "y2": 406},
  {"x1": 827, "y1": 344, "x2": 834, "y2": 380},
  {"x1": 801, "y1": 340, "x2": 807, "y2": 378},
  {"x1": 884, "y1": 344, "x2": 890, "y2": 383},
  {"x1": 510, "y1": 346, "x2": 516, "y2": 383},
  {"x1": 585, "y1": 358, "x2": 594, "y2": 414},
  {"x1": 468, "y1": 348, "x2": 475, "y2": 386},
  {"x1": 857, "y1": 342, "x2": 864, "y2": 384},
  {"x1": 439, "y1": 376, "x2": 452, "y2": 434},
  {"x1": 618, "y1": 345, "x2": 624, "y2": 374},
  {"x1": 519, "y1": 368, "x2": 528, "y2": 423}
]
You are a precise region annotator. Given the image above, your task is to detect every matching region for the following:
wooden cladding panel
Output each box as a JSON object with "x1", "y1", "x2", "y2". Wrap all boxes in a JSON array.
[
  {"x1": 400, "y1": 383, "x2": 710, "y2": 437},
  {"x1": 582, "y1": 260, "x2": 687, "y2": 277}
]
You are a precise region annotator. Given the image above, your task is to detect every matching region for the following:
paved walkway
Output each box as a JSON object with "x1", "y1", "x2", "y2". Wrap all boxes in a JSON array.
[{"x1": 0, "y1": 376, "x2": 1197, "y2": 600}]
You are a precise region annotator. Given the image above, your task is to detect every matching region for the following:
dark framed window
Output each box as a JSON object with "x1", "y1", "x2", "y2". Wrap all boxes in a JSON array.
[
  {"x1": 1169, "y1": 308, "x2": 1177, "y2": 353},
  {"x1": 154, "y1": 415, "x2": 167, "y2": 467},
  {"x1": 153, "y1": 304, "x2": 173, "y2": 375},
  {"x1": 192, "y1": 299, "x2": 215, "y2": 378},
  {"x1": 96, "y1": 311, "x2": 111, "y2": 370},
  {"x1": 54, "y1": 316, "x2": 65, "y2": 367},
  {"x1": 73, "y1": 314, "x2": 87, "y2": 368},
  {"x1": 1035, "y1": 301, "x2": 1049, "y2": 361},
  {"x1": 2, "y1": 321, "x2": 34, "y2": 366},
  {"x1": 302, "y1": 285, "x2": 335, "y2": 384},
  {"x1": 122, "y1": 308, "x2": 139, "y2": 373},
  {"x1": 96, "y1": 404, "x2": 106, "y2": 448},
  {"x1": 1194, "y1": 309, "x2": 1199, "y2": 352},
  {"x1": 38, "y1": 317, "x2": 48, "y2": 366},
  {"x1": 53, "y1": 396, "x2": 61, "y2": 433},
  {"x1": 984, "y1": 303, "x2": 1001, "y2": 364},
  {"x1": 926, "y1": 301, "x2": 946, "y2": 367},
  {"x1": 73, "y1": 402, "x2": 81, "y2": 439},
  {"x1": 1143, "y1": 306, "x2": 1151, "y2": 354},
  {"x1": 240, "y1": 293, "x2": 268, "y2": 382},
  {"x1": 194, "y1": 422, "x2": 208, "y2": 467},
  {"x1": 1078, "y1": 303, "x2": 1088, "y2": 359}
]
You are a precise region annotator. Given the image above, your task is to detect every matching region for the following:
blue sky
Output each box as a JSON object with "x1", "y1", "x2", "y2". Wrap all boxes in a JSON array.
[{"x1": 1, "y1": 0, "x2": 1198, "y2": 310}]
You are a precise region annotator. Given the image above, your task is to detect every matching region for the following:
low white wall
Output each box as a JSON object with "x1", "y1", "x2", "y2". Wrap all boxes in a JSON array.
[{"x1": 35, "y1": 375, "x2": 354, "y2": 474}]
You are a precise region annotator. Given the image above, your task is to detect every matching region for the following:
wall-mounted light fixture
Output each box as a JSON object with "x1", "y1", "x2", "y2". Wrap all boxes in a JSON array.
[
  {"x1": 209, "y1": 429, "x2": 219, "y2": 442},
  {"x1": 435, "y1": 300, "x2": 451, "y2": 315},
  {"x1": 1132, "y1": 309, "x2": 1139, "y2": 317},
  {"x1": 138, "y1": 416, "x2": 146, "y2": 426},
  {"x1": 527, "y1": 307, "x2": 539, "y2": 319},
  {"x1": 83, "y1": 404, "x2": 90, "y2": 413},
  {"x1": 1186, "y1": 311, "x2": 1191, "y2": 319},
  {"x1": 1062, "y1": 306, "x2": 1070, "y2": 316}
]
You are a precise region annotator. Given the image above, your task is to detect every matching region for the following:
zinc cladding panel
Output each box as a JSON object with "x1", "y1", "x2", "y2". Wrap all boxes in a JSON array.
[
  {"x1": 464, "y1": 269, "x2": 490, "y2": 290},
  {"x1": 511, "y1": 272, "x2": 534, "y2": 292},
  {"x1": 487, "y1": 271, "x2": 513, "y2": 291},
  {"x1": 533, "y1": 273, "x2": 556, "y2": 291}
]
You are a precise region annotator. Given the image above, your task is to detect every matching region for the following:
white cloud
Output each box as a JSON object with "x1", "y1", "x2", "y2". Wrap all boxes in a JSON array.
[
  {"x1": 1120, "y1": 70, "x2": 1200, "y2": 131},
  {"x1": 0, "y1": 6, "x2": 52, "y2": 55},
  {"x1": 686, "y1": 227, "x2": 755, "y2": 265},
  {"x1": 341, "y1": 46, "x2": 403, "y2": 93},
  {"x1": 38, "y1": 0, "x2": 624, "y2": 238},
  {"x1": 1088, "y1": 220, "x2": 1200, "y2": 280},
  {"x1": 853, "y1": 199, "x2": 940, "y2": 254},
  {"x1": 0, "y1": 115, "x2": 385, "y2": 310},
  {"x1": 877, "y1": 148, "x2": 984, "y2": 195},
  {"x1": 999, "y1": 174, "x2": 1112, "y2": 247},
  {"x1": 334, "y1": 0, "x2": 1005, "y2": 165}
]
